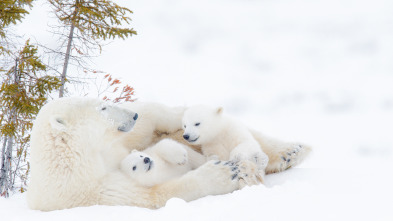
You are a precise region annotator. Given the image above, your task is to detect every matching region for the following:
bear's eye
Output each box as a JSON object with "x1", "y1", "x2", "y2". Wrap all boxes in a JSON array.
[
  {"x1": 195, "y1": 123, "x2": 200, "y2": 126},
  {"x1": 101, "y1": 107, "x2": 107, "y2": 111},
  {"x1": 132, "y1": 166, "x2": 137, "y2": 171},
  {"x1": 140, "y1": 155, "x2": 143, "y2": 158},
  {"x1": 184, "y1": 125, "x2": 186, "y2": 128}
]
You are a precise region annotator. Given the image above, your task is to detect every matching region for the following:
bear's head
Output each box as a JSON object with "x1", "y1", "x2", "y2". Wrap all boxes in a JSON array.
[
  {"x1": 120, "y1": 150, "x2": 154, "y2": 177},
  {"x1": 182, "y1": 105, "x2": 224, "y2": 145},
  {"x1": 28, "y1": 97, "x2": 139, "y2": 210},
  {"x1": 32, "y1": 97, "x2": 138, "y2": 152}
]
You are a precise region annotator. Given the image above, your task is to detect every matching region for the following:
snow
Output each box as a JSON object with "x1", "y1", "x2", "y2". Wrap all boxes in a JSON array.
[{"x1": 2, "y1": 0, "x2": 393, "y2": 220}]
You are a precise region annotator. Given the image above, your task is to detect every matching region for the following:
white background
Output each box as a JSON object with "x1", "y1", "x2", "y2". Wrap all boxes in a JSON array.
[{"x1": 1, "y1": 0, "x2": 393, "y2": 220}]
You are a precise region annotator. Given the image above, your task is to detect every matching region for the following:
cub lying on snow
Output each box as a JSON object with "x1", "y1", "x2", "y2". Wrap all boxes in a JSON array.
[{"x1": 121, "y1": 139, "x2": 206, "y2": 187}]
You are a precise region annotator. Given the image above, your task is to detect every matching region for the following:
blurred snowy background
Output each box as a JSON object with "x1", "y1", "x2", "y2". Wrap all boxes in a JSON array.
[{"x1": 1, "y1": 0, "x2": 393, "y2": 220}]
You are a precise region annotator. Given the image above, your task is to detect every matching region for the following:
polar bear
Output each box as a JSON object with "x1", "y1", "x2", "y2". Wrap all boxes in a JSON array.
[
  {"x1": 182, "y1": 105, "x2": 312, "y2": 175},
  {"x1": 118, "y1": 102, "x2": 311, "y2": 174},
  {"x1": 27, "y1": 98, "x2": 260, "y2": 211},
  {"x1": 120, "y1": 139, "x2": 206, "y2": 187},
  {"x1": 182, "y1": 105, "x2": 269, "y2": 180}
]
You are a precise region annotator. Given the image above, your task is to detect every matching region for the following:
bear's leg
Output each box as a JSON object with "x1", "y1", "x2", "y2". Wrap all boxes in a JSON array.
[
  {"x1": 120, "y1": 102, "x2": 186, "y2": 151},
  {"x1": 122, "y1": 102, "x2": 185, "y2": 134},
  {"x1": 230, "y1": 142, "x2": 269, "y2": 183},
  {"x1": 152, "y1": 105, "x2": 185, "y2": 133},
  {"x1": 148, "y1": 160, "x2": 261, "y2": 208},
  {"x1": 100, "y1": 159, "x2": 261, "y2": 209},
  {"x1": 249, "y1": 129, "x2": 312, "y2": 174},
  {"x1": 151, "y1": 139, "x2": 189, "y2": 165},
  {"x1": 230, "y1": 142, "x2": 269, "y2": 170},
  {"x1": 151, "y1": 138, "x2": 206, "y2": 168},
  {"x1": 183, "y1": 146, "x2": 206, "y2": 169}
]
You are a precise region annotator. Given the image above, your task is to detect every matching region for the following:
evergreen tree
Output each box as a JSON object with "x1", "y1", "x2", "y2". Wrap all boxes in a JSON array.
[
  {"x1": 0, "y1": 1, "x2": 136, "y2": 197},
  {"x1": 0, "y1": 0, "x2": 33, "y2": 54},
  {"x1": 0, "y1": 40, "x2": 62, "y2": 197},
  {"x1": 47, "y1": 0, "x2": 137, "y2": 97}
]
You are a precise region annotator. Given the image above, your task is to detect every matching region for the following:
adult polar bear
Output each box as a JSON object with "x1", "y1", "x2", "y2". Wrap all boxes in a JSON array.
[{"x1": 27, "y1": 97, "x2": 259, "y2": 211}]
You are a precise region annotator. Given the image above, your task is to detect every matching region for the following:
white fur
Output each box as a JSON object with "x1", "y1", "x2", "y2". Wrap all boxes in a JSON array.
[
  {"x1": 117, "y1": 102, "x2": 311, "y2": 176},
  {"x1": 114, "y1": 102, "x2": 186, "y2": 151},
  {"x1": 120, "y1": 139, "x2": 206, "y2": 187},
  {"x1": 27, "y1": 98, "x2": 259, "y2": 211},
  {"x1": 182, "y1": 105, "x2": 312, "y2": 175},
  {"x1": 27, "y1": 97, "x2": 138, "y2": 210},
  {"x1": 182, "y1": 105, "x2": 268, "y2": 179}
]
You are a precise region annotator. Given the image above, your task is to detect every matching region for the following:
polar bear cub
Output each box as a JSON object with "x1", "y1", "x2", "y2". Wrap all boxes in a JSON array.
[
  {"x1": 182, "y1": 105, "x2": 269, "y2": 178},
  {"x1": 121, "y1": 138, "x2": 206, "y2": 187}
]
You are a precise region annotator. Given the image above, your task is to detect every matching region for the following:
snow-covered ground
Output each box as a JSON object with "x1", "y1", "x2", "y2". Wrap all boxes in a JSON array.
[{"x1": 2, "y1": 0, "x2": 393, "y2": 220}]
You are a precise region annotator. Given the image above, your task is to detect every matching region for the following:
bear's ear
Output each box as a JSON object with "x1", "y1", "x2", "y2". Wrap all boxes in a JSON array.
[
  {"x1": 216, "y1": 107, "x2": 224, "y2": 115},
  {"x1": 49, "y1": 116, "x2": 67, "y2": 132}
]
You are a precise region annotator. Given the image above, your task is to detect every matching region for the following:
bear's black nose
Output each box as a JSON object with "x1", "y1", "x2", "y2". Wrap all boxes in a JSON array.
[
  {"x1": 183, "y1": 134, "x2": 189, "y2": 140},
  {"x1": 133, "y1": 113, "x2": 138, "y2": 121},
  {"x1": 144, "y1": 157, "x2": 150, "y2": 164}
]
